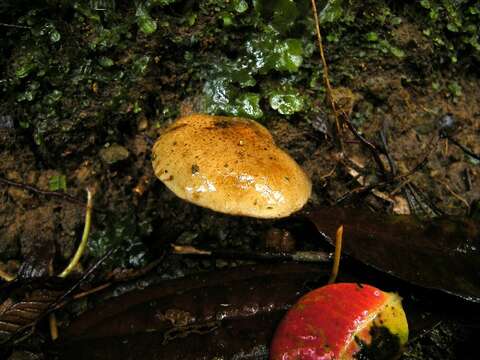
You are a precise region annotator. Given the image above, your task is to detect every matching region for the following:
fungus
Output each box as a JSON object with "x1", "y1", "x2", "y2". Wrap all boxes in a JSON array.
[{"x1": 152, "y1": 114, "x2": 311, "y2": 218}]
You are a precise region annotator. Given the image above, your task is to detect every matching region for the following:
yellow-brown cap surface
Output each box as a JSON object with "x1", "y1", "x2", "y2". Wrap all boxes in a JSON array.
[{"x1": 152, "y1": 114, "x2": 311, "y2": 218}]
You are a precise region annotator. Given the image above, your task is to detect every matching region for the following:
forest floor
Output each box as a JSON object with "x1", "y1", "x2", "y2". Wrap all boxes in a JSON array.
[{"x1": 1, "y1": 1, "x2": 479, "y2": 359}]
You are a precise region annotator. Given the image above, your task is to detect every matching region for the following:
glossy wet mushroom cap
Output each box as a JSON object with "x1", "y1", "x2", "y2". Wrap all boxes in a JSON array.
[{"x1": 152, "y1": 114, "x2": 311, "y2": 218}]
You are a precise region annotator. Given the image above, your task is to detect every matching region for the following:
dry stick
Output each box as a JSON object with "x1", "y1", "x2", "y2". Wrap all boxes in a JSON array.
[
  {"x1": 72, "y1": 283, "x2": 111, "y2": 300},
  {"x1": 406, "y1": 182, "x2": 444, "y2": 217},
  {"x1": 379, "y1": 122, "x2": 397, "y2": 177},
  {"x1": 52, "y1": 283, "x2": 113, "y2": 312},
  {"x1": 328, "y1": 225, "x2": 343, "y2": 284},
  {"x1": 310, "y1": 0, "x2": 344, "y2": 152},
  {"x1": 436, "y1": 179, "x2": 470, "y2": 210},
  {"x1": 444, "y1": 135, "x2": 480, "y2": 161},
  {"x1": 0, "y1": 22, "x2": 31, "y2": 29},
  {"x1": 335, "y1": 133, "x2": 440, "y2": 204},
  {"x1": 0, "y1": 176, "x2": 84, "y2": 206},
  {"x1": 171, "y1": 244, "x2": 331, "y2": 263},
  {"x1": 38, "y1": 248, "x2": 118, "y2": 345},
  {"x1": 51, "y1": 247, "x2": 120, "y2": 312},
  {"x1": 108, "y1": 256, "x2": 164, "y2": 282},
  {"x1": 342, "y1": 113, "x2": 388, "y2": 177}
]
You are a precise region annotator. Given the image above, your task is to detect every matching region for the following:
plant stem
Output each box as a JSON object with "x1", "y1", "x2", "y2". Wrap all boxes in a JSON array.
[
  {"x1": 328, "y1": 225, "x2": 343, "y2": 284},
  {"x1": 310, "y1": 0, "x2": 343, "y2": 151},
  {"x1": 59, "y1": 189, "x2": 93, "y2": 278}
]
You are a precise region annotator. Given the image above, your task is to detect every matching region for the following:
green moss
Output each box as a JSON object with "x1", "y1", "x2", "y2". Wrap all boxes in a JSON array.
[
  {"x1": 418, "y1": 0, "x2": 480, "y2": 62},
  {"x1": 1, "y1": 0, "x2": 478, "y2": 163},
  {"x1": 136, "y1": 3, "x2": 157, "y2": 35},
  {"x1": 199, "y1": 1, "x2": 309, "y2": 119}
]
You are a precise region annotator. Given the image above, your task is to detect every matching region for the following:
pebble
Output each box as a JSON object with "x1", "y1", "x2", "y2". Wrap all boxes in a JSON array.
[{"x1": 99, "y1": 144, "x2": 130, "y2": 164}]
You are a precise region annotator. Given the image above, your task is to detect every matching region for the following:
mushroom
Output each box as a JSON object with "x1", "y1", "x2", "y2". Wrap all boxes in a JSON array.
[{"x1": 152, "y1": 114, "x2": 311, "y2": 218}]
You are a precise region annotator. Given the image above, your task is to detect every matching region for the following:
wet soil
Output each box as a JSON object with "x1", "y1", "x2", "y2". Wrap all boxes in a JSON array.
[{"x1": 1, "y1": 2, "x2": 479, "y2": 359}]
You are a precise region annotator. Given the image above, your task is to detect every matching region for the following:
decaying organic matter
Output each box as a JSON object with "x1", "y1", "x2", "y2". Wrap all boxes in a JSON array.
[{"x1": 306, "y1": 207, "x2": 480, "y2": 302}]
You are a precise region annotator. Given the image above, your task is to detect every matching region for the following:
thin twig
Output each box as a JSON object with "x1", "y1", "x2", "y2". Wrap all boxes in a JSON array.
[
  {"x1": 436, "y1": 179, "x2": 470, "y2": 210},
  {"x1": 59, "y1": 189, "x2": 94, "y2": 278},
  {"x1": 0, "y1": 176, "x2": 84, "y2": 206},
  {"x1": 51, "y1": 246, "x2": 120, "y2": 311},
  {"x1": 72, "y1": 283, "x2": 111, "y2": 300},
  {"x1": 444, "y1": 135, "x2": 480, "y2": 161},
  {"x1": 343, "y1": 115, "x2": 388, "y2": 177},
  {"x1": 310, "y1": 0, "x2": 343, "y2": 151},
  {"x1": 171, "y1": 244, "x2": 331, "y2": 263},
  {"x1": 335, "y1": 135, "x2": 439, "y2": 204},
  {"x1": 0, "y1": 22, "x2": 30, "y2": 29},
  {"x1": 404, "y1": 135, "x2": 440, "y2": 178},
  {"x1": 379, "y1": 121, "x2": 397, "y2": 176},
  {"x1": 407, "y1": 182, "x2": 444, "y2": 217},
  {"x1": 108, "y1": 256, "x2": 164, "y2": 282}
]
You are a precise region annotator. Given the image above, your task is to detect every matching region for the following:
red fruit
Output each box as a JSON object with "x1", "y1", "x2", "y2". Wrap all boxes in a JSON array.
[{"x1": 270, "y1": 283, "x2": 408, "y2": 360}]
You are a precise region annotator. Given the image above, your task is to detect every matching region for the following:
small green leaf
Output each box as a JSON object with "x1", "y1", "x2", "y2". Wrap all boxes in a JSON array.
[
  {"x1": 222, "y1": 14, "x2": 233, "y2": 26},
  {"x1": 269, "y1": 88, "x2": 304, "y2": 115},
  {"x1": 15, "y1": 57, "x2": 36, "y2": 79},
  {"x1": 448, "y1": 81, "x2": 462, "y2": 97},
  {"x1": 136, "y1": 3, "x2": 157, "y2": 34},
  {"x1": 275, "y1": 39, "x2": 303, "y2": 72},
  {"x1": 132, "y1": 55, "x2": 151, "y2": 76},
  {"x1": 49, "y1": 175, "x2": 67, "y2": 192},
  {"x1": 447, "y1": 22, "x2": 459, "y2": 32},
  {"x1": 44, "y1": 90, "x2": 63, "y2": 105},
  {"x1": 233, "y1": 0, "x2": 248, "y2": 13},
  {"x1": 366, "y1": 32, "x2": 378, "y2": 42},
  {"x1": 187, "y1": 13, "x2": 197, "y2": 26},
  {"x1": 320, "y1": 0, "x2": 344, "y2": 23},
  {"x1": 420, "y1": 0, "x2": 431, "y2": 9},
  {"x1": 50, "y1": 30, "x2": 61, "y2": 42},
  {"x1": 235, "y1": 93, "x2": 263, "y2": 119},
  {"x1": 389, "y1": 46, "x2": 405, "y2": 58},
  {"x1": 137, "y1": 15, "x2": 157, "y2": 34},
  {"x1": 99, "y1": 57, "x2": 114, "y2": 67}
]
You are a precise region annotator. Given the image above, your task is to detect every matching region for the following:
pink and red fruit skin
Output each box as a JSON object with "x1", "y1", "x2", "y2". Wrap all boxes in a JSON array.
[{"x1": 269, "y1": 283, "x2": 392, "y2": 360}]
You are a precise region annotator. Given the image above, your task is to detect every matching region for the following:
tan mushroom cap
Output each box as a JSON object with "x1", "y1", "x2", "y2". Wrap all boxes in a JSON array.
[{"x1": 152, "y1": 114, "x2": 311, "y2": 218}]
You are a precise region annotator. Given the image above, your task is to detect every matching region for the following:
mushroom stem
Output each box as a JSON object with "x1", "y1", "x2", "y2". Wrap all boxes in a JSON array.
[
  {"x1": 59, "y1": 189, "x2": 94, "y2": 278},
  {"x1": 328, "y1": 225, "x2": 343, "y2": 284}
]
